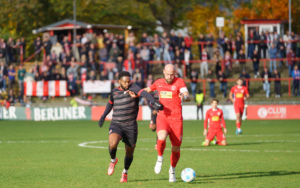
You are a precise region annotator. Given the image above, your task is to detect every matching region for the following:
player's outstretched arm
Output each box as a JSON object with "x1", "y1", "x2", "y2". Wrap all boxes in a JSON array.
[
  {"x1": 98, "y1": 101, "x2": 113, "y2": 128},
  {"x1": 144, "y1": 87, "x2": 153, "y2": 93},
  {"x1": 139, "y1": 90, "x2": 163, "y2": 111}
]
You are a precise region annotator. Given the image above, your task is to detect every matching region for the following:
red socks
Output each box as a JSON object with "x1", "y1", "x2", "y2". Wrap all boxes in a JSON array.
[
  {"x1": 157, "y1": 139, "x2": 166, "y2": 156},
  {"x1": 170, "y1": 151, "x2": 180, "y2": 167},
  {"x1": 236, "y1": 122, "x2": 241, "y2": 129}
]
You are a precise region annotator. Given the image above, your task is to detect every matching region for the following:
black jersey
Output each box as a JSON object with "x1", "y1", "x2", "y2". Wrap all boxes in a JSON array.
[{"x1": 109, "y1": 84, "x2": 142, "y2": 125}]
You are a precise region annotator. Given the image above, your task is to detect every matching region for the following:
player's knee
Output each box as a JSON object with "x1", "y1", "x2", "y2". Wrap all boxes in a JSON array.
[
  {"x1": 220, "y1": 140, "x2": 227, "y2": 146},
  {"x1": 171, "y1": 146, "x2": 180, "y2": 152},
  {"x1": 109, "y1": 141, "x2": 118, "y2": 149}
]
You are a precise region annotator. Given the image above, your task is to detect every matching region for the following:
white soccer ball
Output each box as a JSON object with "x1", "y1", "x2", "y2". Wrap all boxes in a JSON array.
[{"x1": 181, "y1": 168, "x2": 196, "y2": 182}]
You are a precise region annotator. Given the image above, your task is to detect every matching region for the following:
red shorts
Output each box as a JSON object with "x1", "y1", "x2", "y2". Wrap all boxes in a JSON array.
[
  {"x1": 206, "y1": 129, "x2": 226, "y2": 142},
  {"x1": 156, "y1": 114, "x2": 183, "y2": 147},
  {"x1": 234, "y1": 104, "x2": 244, "y2": 115}
]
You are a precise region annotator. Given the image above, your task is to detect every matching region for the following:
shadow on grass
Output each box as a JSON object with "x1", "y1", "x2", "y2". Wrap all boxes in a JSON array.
[
  {"x1": 199, "y1": 171, "x2": 300, "y2": 181},
  {"x1": 131, "y1": 171, "x2": 299, "y2": 184}
]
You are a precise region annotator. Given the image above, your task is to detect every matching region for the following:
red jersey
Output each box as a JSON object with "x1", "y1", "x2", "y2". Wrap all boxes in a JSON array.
[
  {"x1": 230, "y1": 85, "x2": 249, "y2": 106},
  {"x1": 204, "y1": 108, "x2": 226, "y2": 130},
  {"x1": 150, "y1": 77, "x2": 187, "y2": 119}
]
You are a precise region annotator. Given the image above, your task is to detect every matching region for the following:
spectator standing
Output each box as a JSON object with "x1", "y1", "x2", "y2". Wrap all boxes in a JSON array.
[
  {"x1": 252, "y1": 50, "x2": 260, "y2": 78},
  {"x1": 237, "y1": 49, "x2": 246, "y2": 71},
  {"x1": 109, "y1": 43, "x2": 120, "y2": 62},
  {"x1": 197, "y1": 33, "x2": 206, "y2": 59},
  {"x1": 206, "y1": 33, "x2": 214, "y2": 59},
  {"x1": 261, "y1": 67, "x2": 272, "y2": 98},
  {"x1": 18, "y1": 64, "x2": 26, "y2": 93},
  {"x1": 140, "y1": 45, "x2": 150, "y2": 75},
  {"x1": 239, "y1": 69, "x2": 251, "y2": 90},
  {"x1": 287, "y1": 49, "x2": 296, "y2": 77},
  {"x1": 8, "y1": 65, "x2": 16, "y2": 91},
  {"x1": 248, "y1": 29, "x2": 256, "y2": 58},
  {"x1": 190, "y1": 70, "x2": 198, "y2": 98},
  {"x1": 206, "y1": 69, "x2": 215, "y2": 98},
  {"x1": 117, "y1": 35, "x2": 125, "y2": 57},
  {"x1": 184, "y1": 48, "x2": 192, "y2": 77},
  {"x1": 43, "y1": 36, "x2": 52, "y2": 56},
  {"x1": 0, "y1": 39, "x2": 6, "y2": 64},
  {"x1": 224, "y1": 51, "x2": 232, "y2": 77},
  {"x1": 235, "y1": 35, "x2": 244, "y2": 59},
  {"x1": 269, "y1": 44, "x2": 277, "y2": 72},
  {"x1": 162, "y1": 40, "x2": 172, "y2": 64},
  {"x1": 277, "y1": 38, "x2": 286, "y2": 69},
  {"x1": 7, "y1": 37, "x2": 15, "y2": 64},
  {"x1": 259, "y1": 32, "x2": 268, "y2": 59},
  {"x1": 7, "y1": 89, "x2": 16, "y2": 104},
  {"x1": 217, "y1": 70, "x2": 227, "y2": 98},
  {"x1": 272, "y1": 69, "x2": 281, "y2": 98},
  {"x1": 0, "y1": 61, "x2": 8, "y2": 92},
  {"x1": 116, "y1": 56, "x2": 124, "y2": 73},
  {"x1": 200, "y1": 48, "x2": 209, "y2": 78},
  {"x1": 184, "y1": 33, "x2": 193, "y2": 51},
  {"x1": 292, "y1": 65, "x2": 300, "y2": 97}
]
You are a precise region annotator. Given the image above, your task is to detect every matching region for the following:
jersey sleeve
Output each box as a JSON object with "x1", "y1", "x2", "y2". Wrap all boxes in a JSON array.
[
  {"x1": 149, "y1": 80, "x2": 157, "y2": 91},
  {"x1": 129, "y1": 84, "x2": 143, "y2": 95},
  {"x1": 178, "y1": 78, "x2": 188, "y2": 93},
  {"x1": 109, "y1": 90, "x2": 114, "y2": 104}
]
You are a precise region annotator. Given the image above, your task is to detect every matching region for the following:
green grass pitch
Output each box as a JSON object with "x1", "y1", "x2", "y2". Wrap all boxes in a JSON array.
[{"x1": 0, "y1": 120, "x2": 299, "y2": 187}]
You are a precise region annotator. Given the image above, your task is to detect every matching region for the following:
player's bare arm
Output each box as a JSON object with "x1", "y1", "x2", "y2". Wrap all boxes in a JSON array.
[
  {"x1": 229, "y1": 91, "x2": 234, "y2": 103},
  {"x1": 244, "y1": 93, "x2": 250, "y2": 101},
  {"x1": 179, "y1": 91, "x2": 191, "y2": 102},
  {"x1": 203, "y1": 129, "x2": 208, "y2": 136},
  {"x1": 223, "y1": 128, "x2": 227, "y2": 134}
]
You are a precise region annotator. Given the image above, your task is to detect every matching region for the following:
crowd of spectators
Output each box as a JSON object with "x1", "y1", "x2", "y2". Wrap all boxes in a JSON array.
[{"x1": 1, "y1": 27, "x2": 300, "y2": 107}]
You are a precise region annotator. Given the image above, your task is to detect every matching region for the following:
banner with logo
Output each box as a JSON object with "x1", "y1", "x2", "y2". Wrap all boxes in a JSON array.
[
  {"x1": 1, "y1": 107, "x2": 28, "y2": 120},
  {"x1": 83, "y1": 80, "x2": 112, "y2": 93},
  {"x1": 247, "y1": 105, "x2": 300, "y2": 120},
  {"x1": 32, "y1": 107, "x2": 91, "y2": 121},
  {"x1": 1, "y1": 107, "x2": 91, "y2": 121},
  {"x1": 24, "y1": 81, "x2": 70, "y2": 97}
]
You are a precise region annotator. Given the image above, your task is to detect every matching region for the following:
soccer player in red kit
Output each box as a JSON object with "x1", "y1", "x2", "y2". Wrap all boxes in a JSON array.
[
  {"x1": 203, "y1": 98, "x2": 227, "y2": 146},
  {"x1": 145, "y1": 64, "x2": 190, "y2": 182},
  {"x1": 229, "y1": 78, "x2": 250, "y2": 134}
]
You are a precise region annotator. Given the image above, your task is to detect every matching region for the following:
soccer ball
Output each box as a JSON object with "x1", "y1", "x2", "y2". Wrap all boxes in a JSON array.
[{"x1": 181, "y1": 168, "x2": 196, "y2": 182}]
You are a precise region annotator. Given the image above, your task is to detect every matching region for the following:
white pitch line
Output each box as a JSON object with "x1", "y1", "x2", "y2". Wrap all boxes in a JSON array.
[
  {"x1": 78, "y1": 141, "x2": 300, "y2": 153},
  {"x1": 184, "y1": 134, "x2": 300, "y2": 139}
]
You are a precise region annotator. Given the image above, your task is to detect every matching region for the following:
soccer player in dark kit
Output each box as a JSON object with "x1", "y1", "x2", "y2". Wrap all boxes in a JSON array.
[{"x1": 98, "y1": 71, "x2": 162, "y2": 183}]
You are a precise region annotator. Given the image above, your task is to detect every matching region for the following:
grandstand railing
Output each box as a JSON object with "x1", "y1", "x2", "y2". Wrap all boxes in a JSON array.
[{"x1": 182, "y1": 77, "x2": 296, "y2": 97}]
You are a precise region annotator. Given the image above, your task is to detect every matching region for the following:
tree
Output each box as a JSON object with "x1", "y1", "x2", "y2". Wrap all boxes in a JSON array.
[{"x1": 233, "y1": 0, "x2": 300, "y2": 32}]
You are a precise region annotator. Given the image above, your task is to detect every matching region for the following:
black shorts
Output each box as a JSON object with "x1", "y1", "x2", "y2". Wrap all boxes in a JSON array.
[{"x1": 109, "y1": 123, "x2": 138, "y2": 148}]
